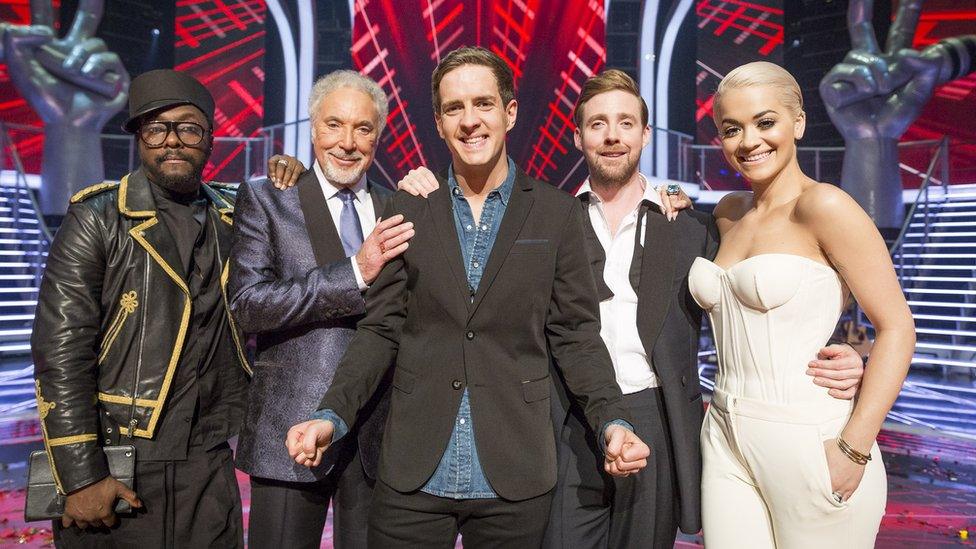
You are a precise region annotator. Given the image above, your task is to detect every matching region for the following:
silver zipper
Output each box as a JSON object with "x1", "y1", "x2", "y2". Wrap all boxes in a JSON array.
[{"x1": 127, "y1": 255, "x2": 150, "y2": 438}]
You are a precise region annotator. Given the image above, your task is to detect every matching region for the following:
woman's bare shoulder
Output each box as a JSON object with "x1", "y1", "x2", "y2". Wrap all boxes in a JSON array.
[
  {"x1": 794, "y1": 182, "x2": 862, "y2": 223},
  {"x1": 713, "y1": 191, "x2": 753, "y2": 222}
]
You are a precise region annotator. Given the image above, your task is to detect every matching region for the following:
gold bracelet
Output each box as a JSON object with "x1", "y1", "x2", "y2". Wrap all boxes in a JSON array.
[
  {"x1": 837, "y1": 442, "x2": 866, "y2": 465},
  {"x1": 836, "y1": 437, "x2": 871, "y2": 465},
  {"x1": 838, "y1": 444, "x2": 867, "y2": 465}
]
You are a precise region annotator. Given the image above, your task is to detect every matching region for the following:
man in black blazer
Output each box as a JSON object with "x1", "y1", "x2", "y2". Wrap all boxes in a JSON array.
[
  {"x1": 228, "y1": 71, "x2": 414, "y2": 548},
  {"x1": 286, "y1": 47, "x2": 650, "y2": 546}
]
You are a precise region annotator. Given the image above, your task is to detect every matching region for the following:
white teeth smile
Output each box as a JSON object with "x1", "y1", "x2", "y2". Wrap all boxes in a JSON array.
[
  {"x1": 462, "y1": 136, "x2": 487, "y2": 145},
  {"x1": 742, "y1": 151, "x2": 772, "y2": 162}
]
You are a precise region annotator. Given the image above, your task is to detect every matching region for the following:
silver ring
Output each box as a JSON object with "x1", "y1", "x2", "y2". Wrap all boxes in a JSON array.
[
  {"x1": 832, "y1": 491, "x2": 844, "y2": 503},
  {"x1": 666, "y1": 183, "x2": 681, "y2": 196},
  {"x1": 276, "y1": 158, "x2": 288, "y2": 165}
]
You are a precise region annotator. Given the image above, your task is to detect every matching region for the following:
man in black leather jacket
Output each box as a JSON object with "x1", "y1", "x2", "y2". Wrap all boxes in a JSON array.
[{"x1": 31, "y1": 70, "x2": 251, "y2": 548}]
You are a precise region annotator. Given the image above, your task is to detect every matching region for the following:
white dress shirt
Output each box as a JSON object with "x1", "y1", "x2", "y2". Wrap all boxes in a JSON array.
[
  {"x1": 576, "y1": 174, "x2": 664, "y2": 394},
  {"x1": 312, "y1": 160, "x2": 377, "y2": 290}
]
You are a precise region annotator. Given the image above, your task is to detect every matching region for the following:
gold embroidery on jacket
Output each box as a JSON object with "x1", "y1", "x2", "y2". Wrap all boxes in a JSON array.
[
  {"x1": 98, "y1": 291, "x2": 139, "y2": 364},
  {"x1": 35, "y1": 381, "x2": 66, "y2": 494}
]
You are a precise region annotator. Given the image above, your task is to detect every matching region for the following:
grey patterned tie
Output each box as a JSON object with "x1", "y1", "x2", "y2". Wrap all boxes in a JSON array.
[{"x1": 338, "y1": 188, "x2": 364, "y2": 257}]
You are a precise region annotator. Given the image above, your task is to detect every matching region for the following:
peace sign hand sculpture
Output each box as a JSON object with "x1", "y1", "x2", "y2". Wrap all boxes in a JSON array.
[
  {"x1": 819, "y1": 0, "x2": 975, "y2": 229},
  {"x1": 1, "y1": 0, "x2": 130, "y2": 215}
]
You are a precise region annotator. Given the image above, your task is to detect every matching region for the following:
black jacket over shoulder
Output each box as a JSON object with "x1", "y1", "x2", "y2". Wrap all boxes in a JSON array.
[
  {"x1": 319, "y1": 170, "x2": 629, "y2": 502},
  {"x1": 31, "y1": 169, "x2": 250, "y2": 495},
  {"x1": 633, "y1": 208, "x2": 718, "y2": 534}
]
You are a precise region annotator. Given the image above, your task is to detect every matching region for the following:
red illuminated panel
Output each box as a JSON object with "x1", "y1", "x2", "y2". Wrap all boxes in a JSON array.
[
  {"x1": 352, "y1": 0, "x2": 602, "y2": 187},
  {"x1": 522, "y1": 1, "x2": 603, "y2": 189},
  {"x1": 697, "y1": 0, "x2": 783, "y2": 57},
  {"x1": 900, "y1": 0, "x2": 976, "y2": 187},
  {"x1": 175, "y1": 0, "x2": 267, "y2": 182},
  {"x1": 0, "y1": 1, "x2": 61, "y2": 174},
  {"x1": 695, "y1": 0, "x2": 784, "y2": 189},
  {"x1": 351, "y1": 0, "x2": 431, "y2": 183}
]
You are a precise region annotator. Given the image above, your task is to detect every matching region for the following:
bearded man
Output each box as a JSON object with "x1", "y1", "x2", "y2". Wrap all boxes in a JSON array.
[{"x1": 32, "y1": 69, "x2": 250, "y2": 548}]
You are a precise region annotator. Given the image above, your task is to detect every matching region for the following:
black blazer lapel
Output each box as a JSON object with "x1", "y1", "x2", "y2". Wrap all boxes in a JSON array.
[
  {"x1": 578, "y1": 196, "x2": 614, "y2": 301},
  {"x1": 428, "y1": 176, "x2": 472, "y2": 306},
  {"x1": 367, "y1": 180, "x2": 392, "y2": 217},
  {"x1": 120, "y1": 171, "x2": 188, "y2": 290},
  {"x1": 296, "y1": 171, "x2": 346, "y2": 266},
  {"x1": 468, "y1": 172, "x2": 534, "y2": 319},
  {"x1": 635, "y1": 204, "x2": 676, "y2": 356}
]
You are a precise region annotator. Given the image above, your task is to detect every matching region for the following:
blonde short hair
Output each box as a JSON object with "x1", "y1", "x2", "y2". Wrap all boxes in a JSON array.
[{"x1": 714, "y1": 61, "x2": 804, "y2": 117}]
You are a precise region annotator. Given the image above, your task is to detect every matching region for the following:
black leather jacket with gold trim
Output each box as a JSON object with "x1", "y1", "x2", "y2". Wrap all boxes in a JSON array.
[{"x1": 31, "y1": 169, "x2": 250, "y2": 494}]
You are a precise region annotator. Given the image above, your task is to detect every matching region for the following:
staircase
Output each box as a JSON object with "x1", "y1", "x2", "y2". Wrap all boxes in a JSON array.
[
  {"x1": 890, "y1": 182, "x2": 976, "y2": 439},
  {"x1": 0, "y1": 185, "x2": 45, "y2": 357},
  {"x1": 0, "y1": 127, "x2": 50, "y2": 436}
]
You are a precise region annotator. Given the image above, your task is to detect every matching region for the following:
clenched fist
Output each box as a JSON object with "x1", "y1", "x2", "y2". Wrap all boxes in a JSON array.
[
  {"x1": 285, "y1": 419, "x2": 336, "y2": 468},
  {"x1": 604, "y1": 424, "x2": 650, "y2": 477}
]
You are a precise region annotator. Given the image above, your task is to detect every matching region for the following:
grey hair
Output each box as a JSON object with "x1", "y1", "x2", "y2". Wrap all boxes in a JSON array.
[{"x1": 307, "y1": 70, "x2": 389, "y2": 135}]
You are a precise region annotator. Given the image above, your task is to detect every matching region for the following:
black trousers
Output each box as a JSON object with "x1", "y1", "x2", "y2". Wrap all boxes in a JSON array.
[
  {"x1": 54, "y1": 444, "x2": 243, "y2": 549},
  {"x1": 367, "y1": 479, "x2": 552, "y2": 548},
  {"x1": 544, "y1": 387, "x2": 678, "y2": 549},
  {"x1": 247, "y1": 441, "x2": 372, "y2": 549}
]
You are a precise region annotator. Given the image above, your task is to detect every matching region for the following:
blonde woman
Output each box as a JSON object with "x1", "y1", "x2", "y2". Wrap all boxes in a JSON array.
[{"x1": 689, "y1": 61, "x2": 915, "y2": 547}]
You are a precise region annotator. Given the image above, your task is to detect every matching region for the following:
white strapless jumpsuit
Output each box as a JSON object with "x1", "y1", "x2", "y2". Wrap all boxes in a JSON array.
[{"x1": 688, "y1": 254, "x2": 886, "y2": 548}]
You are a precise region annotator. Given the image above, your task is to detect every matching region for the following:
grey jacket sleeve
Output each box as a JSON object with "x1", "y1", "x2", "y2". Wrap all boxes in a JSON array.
[{"x1": 227, "y1": 182, "x2": 365, "y2": 333}]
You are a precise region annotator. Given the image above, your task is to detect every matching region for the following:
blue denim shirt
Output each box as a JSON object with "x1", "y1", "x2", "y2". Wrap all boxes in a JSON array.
[{"x1": 421, "y1": 157, "x2": 516, "y2": 499}]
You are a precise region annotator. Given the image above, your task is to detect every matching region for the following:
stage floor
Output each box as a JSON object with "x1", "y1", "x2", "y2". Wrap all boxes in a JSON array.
[{"x1": 0, "y1": 428, "x2": 973, "y2": 547}]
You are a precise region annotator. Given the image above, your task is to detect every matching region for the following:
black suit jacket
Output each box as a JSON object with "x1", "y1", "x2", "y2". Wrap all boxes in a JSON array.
[
  {"x1": 563, "y1": 199, "x2": 718, "y2": 534},
  {"x1": 319, "y1": 169, "x2": 629, "y2": 501},
  {"x1": 633, "y1": 207, "x2": 718, "y2": 534}
]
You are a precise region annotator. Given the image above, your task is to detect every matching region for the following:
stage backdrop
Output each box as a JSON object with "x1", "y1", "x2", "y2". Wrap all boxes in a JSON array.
[
  {"x1": 0, "y1": 0, "x2": 61, "y2": 175},
  {"x1": 174, "y1": 0, "x2": 268, "y2": 182},
  {"x1": 695, "y1": 0, "x2": 784, "y2": 190},
  {"x1": 900, "y1": 0, "x2": 976, "y2": 186},
  {"x1": 3, "y1": 0, "x2": 974, "y2": 190},
  {"x1": 350, "y1": 0, "x2": 605, "y2": 191}
]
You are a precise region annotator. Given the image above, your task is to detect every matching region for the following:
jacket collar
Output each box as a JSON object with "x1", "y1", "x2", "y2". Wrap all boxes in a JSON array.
[{"x1": 118, "y1": 167, "x2": 234, "y2": 225}]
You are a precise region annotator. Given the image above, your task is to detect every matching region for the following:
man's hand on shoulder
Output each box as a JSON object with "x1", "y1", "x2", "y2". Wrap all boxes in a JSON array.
[
  {"x1": 603, "y1": 424, "x2": 650, "y2": 477},
  {"x1": 286, "y1": 419, "x2": 336, "y2": 468},
  {"x1": 355, "y1": 215, "x2": 415, "y2": 284},
  {"x1": 807, "y1": 343, "x2": 865, "y2": 400},
  {"x1": 62, "y1": 475, "x2": 142, "y2": 529},
  {"x1": 267, "y1": 154, "x2": 306, "y2": 189},
  {"x1": 398, "y1": 166, "x2": 439, "y2": 198}
]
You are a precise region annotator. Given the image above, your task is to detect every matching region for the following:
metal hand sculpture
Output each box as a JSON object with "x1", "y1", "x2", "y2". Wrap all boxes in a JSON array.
[
  {"x1": 820, "y1": 0, "x2": 975, "y2": 229},
  {"x1": 1, "y1": 0, "x2": 129, "y2": 216}
]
